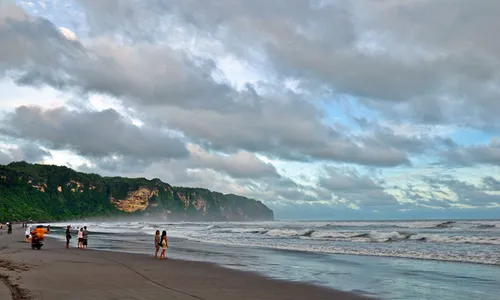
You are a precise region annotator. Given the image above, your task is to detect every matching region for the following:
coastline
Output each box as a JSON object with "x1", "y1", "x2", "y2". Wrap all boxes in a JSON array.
[{"x1": 0, "y1": 226, "x2": 371, "y2": 300}]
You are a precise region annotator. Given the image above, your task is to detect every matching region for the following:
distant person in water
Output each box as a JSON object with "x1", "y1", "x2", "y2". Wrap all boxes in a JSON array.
[
  {"x1": 154, "y1": 230, "x2": 161, "y2": 259},
  {"x1": 77, "y1": 228, "x2": 84, "y2": 249},
  {"x1": 66, "y1": 225, "x2": 72, "y2": 249},
  {"x1": 159, "y1": 230, "x2": 169, "y2": 260},
  {"x1": 82, "y1": 226, "x2": 88, "y2": 249}
]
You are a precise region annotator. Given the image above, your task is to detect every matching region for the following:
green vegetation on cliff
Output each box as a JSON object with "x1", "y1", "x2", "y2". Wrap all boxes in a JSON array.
[{"x1": 0, "y1": 161, "x2": 274, "y2": 222}]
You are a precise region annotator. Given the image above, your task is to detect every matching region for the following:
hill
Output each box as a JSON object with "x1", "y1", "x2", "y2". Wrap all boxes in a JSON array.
[{"x1": 0, "y1": 161, "x2": 274, "y2": 222}]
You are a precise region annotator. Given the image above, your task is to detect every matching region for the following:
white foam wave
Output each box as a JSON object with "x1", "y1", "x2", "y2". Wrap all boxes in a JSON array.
[
  {"x1": 177, "y1": 236, "x2": 500, "y2": 266},
  {"x1": 44, "y1": 220, "x2": 500, "y2": 265},
  {"x1": 309, "y1": 230, "x2": 500, "y2": 245},
  {"x1": 265, "y1": 228, "x2": 315, "y2": 237}
]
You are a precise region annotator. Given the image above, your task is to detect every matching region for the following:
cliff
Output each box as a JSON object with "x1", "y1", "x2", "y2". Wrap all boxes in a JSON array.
[{"x1": 0, "y1": 161, "x2": 274, "y2": 222}]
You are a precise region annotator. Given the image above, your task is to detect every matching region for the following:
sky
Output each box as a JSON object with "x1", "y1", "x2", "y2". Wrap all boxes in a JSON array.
[{"x1": 0, "y1": 0, "x2": 499, "y2": 220}]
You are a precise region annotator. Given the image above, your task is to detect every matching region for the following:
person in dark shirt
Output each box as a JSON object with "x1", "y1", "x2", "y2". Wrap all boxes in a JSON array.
[
  {"x1": 82, "y1": 226, "x2": 89, "y2": 249},
  {"x1": 65, "y1": 225, "x2": 72, "y2": 249}
]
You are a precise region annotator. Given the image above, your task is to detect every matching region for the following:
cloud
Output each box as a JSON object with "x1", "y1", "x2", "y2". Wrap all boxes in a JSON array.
[
  {"x1": 355, "y1": 119, "x2": 456, "y2": 155},
  {"x1": 77, "y1": 0, "x2": 500, "y2": 129},
  {"x1": 0, "y1": 150, "x2": 12, "y2": 164},
  {"x1": 158, "y1": 100, "x2": 413, "y2": 167},
  {"x1": 395, "y1": 183, "x2": 454, "y2": 209},
  {"x1": 318, "y1": 166, "x2": 399, "y2": 207},
  {"x1": 11, "y1": 143, "x2": 52, "y2": 162},
  {"x1": 442, "y1": 139, "x2": 500, "y2": 166},
  {"x1": 58, "y1": 27, "x2": 78, "y2": 41},
  {"x1": 0, "y1": 2, "x2": 230, "y2": 111},
  {"x1": 0, "y1": 143, "x2": 52, "y2": 164},
  {"x1": 245, "y1": 176, "x2": 324, "y2": 204},
  {"x1": 1, "y1": 105, "x2": 188, "y2": 162},
  {"x1": 482, "y1": 176, "x2": 500, "y2": 191},
  {"x1": 0, "y1": 1, "x2": 437, "y2": 167},
  {"x1": 1, "y1": 0, "x2": 500, "y2": 219},
  {"x1": 422, "y1": 175, "x2": 500, "y2": 207},
  {"x1": 187, "y1": 144, "x2": 278, "y2": 179}
]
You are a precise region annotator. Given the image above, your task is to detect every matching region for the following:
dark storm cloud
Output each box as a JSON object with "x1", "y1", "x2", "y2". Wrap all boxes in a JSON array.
[
  {"x1": 1, "y1": 106, "x2": 188, "y2": 161},
  {"x1": 318, "y1": 166, "x2": 399, "y2": 206}
]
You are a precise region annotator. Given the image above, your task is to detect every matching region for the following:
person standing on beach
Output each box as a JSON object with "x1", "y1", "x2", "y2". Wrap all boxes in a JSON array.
[
  {"x1": 159, "y1": 230, "x2": 169, "y2": 260},
  {"x1": 65, "y1": 226, "x2": 72, "y2": 248},
  {"x1": 82, "y1": 226, "x2": 88, "y2": 249},
  {"x1": 154, "y1": 230, "x2": 161, "y2": 259},
  {"x1": 77, "y1": 228, "x2": 84, "y2": 249},
  {"x1": 25, "y1": 225, "x2": 32, "y2": 243}
]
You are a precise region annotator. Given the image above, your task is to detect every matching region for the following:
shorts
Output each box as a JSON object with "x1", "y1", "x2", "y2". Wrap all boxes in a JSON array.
[
  {"x1": 83, "y1": 239, "x2": 88, "y2": 246},
  {"x1": 78, "y1": 238, "x2": 83, "y2": 243},
  {"x1": 26, "y1": 235, "x2": 30, "y2": 239}
]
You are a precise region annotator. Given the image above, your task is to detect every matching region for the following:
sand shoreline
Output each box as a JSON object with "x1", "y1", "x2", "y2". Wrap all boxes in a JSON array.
[{"x1": 0, "y1": 226, "x2": 373, "y2": 300}]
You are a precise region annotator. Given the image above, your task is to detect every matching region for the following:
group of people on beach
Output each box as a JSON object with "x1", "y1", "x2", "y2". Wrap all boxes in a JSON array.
[
  {"x1": 65, "y1": 225, "x2": 89, "y2": 249},
  {"x1": 5, "y1": 223, "x2": 169, "y2": 259},
  {"x1": 154, "y1": 230, "x2": 169, "y2": 259},
  {"x1": 21, "y1": 224, "x2": 88, "y2": 249}
]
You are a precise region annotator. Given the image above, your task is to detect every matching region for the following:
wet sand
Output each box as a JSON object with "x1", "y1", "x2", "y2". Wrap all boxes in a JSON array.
[{"x1": 0, "y1": 226, "x2": 372, "y2": 300}]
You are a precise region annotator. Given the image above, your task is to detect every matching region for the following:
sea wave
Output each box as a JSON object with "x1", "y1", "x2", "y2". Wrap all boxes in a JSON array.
[
  {"x1": 261, "y1": 229, "x2": 500, "y2": 245},
  {"x1": 45, "y1": 220, "x2": 500, "y2": 266},
  {"x1": 47, "y1": 220, "x2": 500, "y2": 246}
]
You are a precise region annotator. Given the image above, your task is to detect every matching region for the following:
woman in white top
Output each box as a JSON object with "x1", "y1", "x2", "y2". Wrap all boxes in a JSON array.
[
  {"x1": 25, "y1": 225, "x2": 32, "y2": 243},
  {"x1": 77, "y1": 228, "x2": 84, "y2": 249}
]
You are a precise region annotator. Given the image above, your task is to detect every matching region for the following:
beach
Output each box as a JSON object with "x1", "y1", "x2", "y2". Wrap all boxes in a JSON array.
[
  {"x1": 0, "y1": 225, "x2": 370, "y2": 300},
  {"x1": 40, "y1": 219, "x2": 499, "y2": 300}
]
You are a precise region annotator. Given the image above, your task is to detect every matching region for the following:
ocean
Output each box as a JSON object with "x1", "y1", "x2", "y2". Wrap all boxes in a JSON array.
[{"x1": 46, "y1": 220, "x2": 500, "y2": 300}]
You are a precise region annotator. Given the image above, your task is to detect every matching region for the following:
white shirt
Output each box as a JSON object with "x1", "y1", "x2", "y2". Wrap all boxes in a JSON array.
[
  {"x1": 78, "y1": 231, "x2": 84, "y2": 238},
  {"x1": 25, "y1": 226, "x2": 31, "y2": 236}
]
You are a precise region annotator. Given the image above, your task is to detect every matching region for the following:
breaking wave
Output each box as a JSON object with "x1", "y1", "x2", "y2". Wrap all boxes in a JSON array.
[{"x1": 46, "y1": 219, "x2": 500, "y2": 265}]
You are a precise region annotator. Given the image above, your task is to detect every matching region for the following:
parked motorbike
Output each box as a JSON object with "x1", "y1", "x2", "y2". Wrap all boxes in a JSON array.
[{"x1": 31, "y1": 235, "x2": 43, "y2": 250}]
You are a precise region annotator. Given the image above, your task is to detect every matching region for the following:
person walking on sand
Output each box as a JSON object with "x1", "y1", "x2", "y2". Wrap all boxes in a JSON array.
[
  {"x1": 159, "y1": 230, "x2": 169, "y2": 260},
  {"x1": 77, "y1": 228, "x2": 84, "y2": 249},
  {"x1": 82, "y1": 226, "x2": 88, "y2": 249},
  {"x1": 154, "y1": 230, "x2": 161, "y2": 259},
  {"x1": 65, "y1": 225, "x2": 72, "y2": 249}
]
